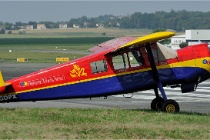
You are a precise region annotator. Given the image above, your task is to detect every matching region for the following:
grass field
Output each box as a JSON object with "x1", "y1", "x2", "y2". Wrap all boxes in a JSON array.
[
  {"x1": 1, "y1": 28, "x2": 152, "y2": 38},
  {"x1": 0, "y1": 45, "x2": 88, "y2": 63},
  {"x1": 0, "y1": 28, "x2": 152, "y2": 63},
  {"x1": 0, "y1": 108, "x2": 210, "y2": 139}
]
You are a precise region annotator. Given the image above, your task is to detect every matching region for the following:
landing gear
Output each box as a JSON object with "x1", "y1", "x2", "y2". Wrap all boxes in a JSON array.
[
  {"x1": 151, "y1": 87, "x2": 180, "y2": 113},
  {"x1": 151, "y1": 98, "x2": 180, "y2": 113},
  {"x1": 151, "y1": 97, "x2": 164, "y2": 111},
  {"x1": 161, "y1": 99, "x2": 180, "y2": 113},
  {"x1": 145, "y1": 43, "x2": 180, "y2": 113}
]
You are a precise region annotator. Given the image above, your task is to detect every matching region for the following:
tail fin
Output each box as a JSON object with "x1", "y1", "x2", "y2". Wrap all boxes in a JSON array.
[
  {"x1": 0, "y1": 71, "x2": 6, "y2": 93},
  {"x1": 0, "y1": 71, "x2": 4, "y2": 86}
]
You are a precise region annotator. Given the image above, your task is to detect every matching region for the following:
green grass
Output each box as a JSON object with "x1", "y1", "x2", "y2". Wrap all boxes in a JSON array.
[
  {"x1": 0, "y1": 37, "x2": 114, "y2": 45},
  {"x1": 0, "y1": 37, "x2": 111, "y2": 63},
  {"x1": 0, "y1": 28, "x2": 152, "y2": 38},
  {"x1": 0, "y1": 45, "x2": 88, "y2": 63},
  {"x1": 0, "y1": 108, "x2": 209, "y2": 139},
  {"x1": 0, "y1": 28, "x2": 153, "y2": 63}
]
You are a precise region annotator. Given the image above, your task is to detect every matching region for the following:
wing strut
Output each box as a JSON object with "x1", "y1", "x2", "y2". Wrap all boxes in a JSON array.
[{"x1": 145, "y1": 43, "x2": 167, "y2": 101}]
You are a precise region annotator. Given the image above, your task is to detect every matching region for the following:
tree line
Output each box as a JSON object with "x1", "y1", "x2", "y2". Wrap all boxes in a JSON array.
[{"x1": 1, "y1": 10, "x2": 210, "y2": 31}]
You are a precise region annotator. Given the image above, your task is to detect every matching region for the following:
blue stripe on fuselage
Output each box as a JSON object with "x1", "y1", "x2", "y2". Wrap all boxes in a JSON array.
[{"x1": 16, "y1": 67, "x2": 210, "y2": 101}]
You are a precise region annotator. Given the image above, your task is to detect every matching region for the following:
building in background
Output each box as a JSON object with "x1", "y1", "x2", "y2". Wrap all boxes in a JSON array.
[
  {"x1": 170, "y1": 34, "x2": 186, "y2": 50},
  {"x1": 37, "y1": 24, "x2": 46, "y2": 30},
  {"x1": 59, "y1": 23, "x2": 67, "y2": 29},
  {"x1": 73, "y1": 24, "x2": 80, "y2": 28},
  {"x1": 170, "y1": 30, "x2": 210, "y2": 50},
  {"x1": 26, "y1": 25, "x2": 33, "y2": 30}
]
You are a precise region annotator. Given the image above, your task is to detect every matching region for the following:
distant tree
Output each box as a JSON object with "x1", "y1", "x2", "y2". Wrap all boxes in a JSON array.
[
  {"x1": 0, "y1": 21, "x2": 3, "y2": 26},
  {"x1": 120, "y1": 16, "x2": 131, "y2": 28},
  {"x1": 18, "y1": 31, "x2": 26, "y2": 35},
  {"x1": 152, "y1": 29, "x2": 166, "y2": 33},
  {"x1": 68, "y1": 18, "x2": 79, "y2": 28},
  {"x1": 7, "y1": 30, "x2": 12, "y2": 34},
  {"x1": 39, "y1": 21, "x2": 58, "y2": 29},
  {"x1": 28, "y1": 21, "x2": 37, "y2": 29},
  {"x1": 15, "y1": 21, "x2": 25, "y2": 26},
  {"x1": 3, "y1": 22, "x2": 13, "y2": 30},
  {"x1": 179, "y1": 42, "x2": 188, "y2": 48},
  {"x1": 0, "y1": 28, "x2": 5, "y2": 34},
  {"x1": 2, "y1": 10, "x2": 210, "y2": 31},
  {"x1": 102, "y1": 32, "x2": 106, "y2": 36}
]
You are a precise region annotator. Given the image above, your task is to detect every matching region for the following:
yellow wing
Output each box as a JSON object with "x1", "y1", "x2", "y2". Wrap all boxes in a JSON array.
[{"x1": 118, "y1": 31, "x2": 175, "y2": 50}]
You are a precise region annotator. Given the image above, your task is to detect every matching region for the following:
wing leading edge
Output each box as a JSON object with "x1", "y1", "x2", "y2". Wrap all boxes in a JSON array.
[
  {"x1": 118, "y1": 31, "x2": 175, "y2": 50},
  {"x1": 89, "y1": 31, "x2": 175, "y2": 54}
]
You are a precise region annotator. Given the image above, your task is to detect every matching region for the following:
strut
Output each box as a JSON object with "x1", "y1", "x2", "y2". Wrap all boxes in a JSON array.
[{"x1": 145, "y1": 43, "x2": 167, "y2": 101}]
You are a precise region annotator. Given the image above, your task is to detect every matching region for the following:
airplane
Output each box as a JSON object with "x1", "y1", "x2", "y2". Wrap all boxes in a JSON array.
[{"x1": 1, "y1": 31, "x2": 210, "y2": 113}]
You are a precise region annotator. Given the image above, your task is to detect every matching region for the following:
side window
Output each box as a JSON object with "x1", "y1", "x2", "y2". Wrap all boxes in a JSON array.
[
  {"x1": 128, "y1": 49, "x2": 144, "y2": 67},
  {"x1": 112, "y1": 53, "x2": 128, "y2": 70},
  {"x1": 152, "y1": 48, "x2": 158, "y2": 64},
  {"x1": 90, "y1": 60, "x2": 108, "y2": 74}
]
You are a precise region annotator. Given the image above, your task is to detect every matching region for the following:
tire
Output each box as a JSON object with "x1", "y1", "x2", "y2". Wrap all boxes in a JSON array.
[
  {"x1": 151, "y1": 97, "x2": 164, "y2": 111},
  {"x1": 161, "y1": 99, "x2": 180, "y2": 113}
]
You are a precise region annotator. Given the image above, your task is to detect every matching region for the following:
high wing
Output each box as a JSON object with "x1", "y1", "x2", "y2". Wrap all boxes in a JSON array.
[
  {"x1": 116, "y1": 31, "x2": 175, "y2": 51},
  {"x1": 104, "y1": 31, "x2": 177, "y2": 61},
  {"x1": 89, "y1": 31, "x2": 175, "y2": 54}
]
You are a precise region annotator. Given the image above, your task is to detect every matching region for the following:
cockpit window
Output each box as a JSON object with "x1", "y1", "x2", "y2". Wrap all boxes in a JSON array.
[
  {"x1": 156, "y1": 43, "x2": 177, "y2": 61},
  {"x1": 112, "y1": 48, "x2": 145, "y2": 71},
  {"x1": 152, "y1": 48, "x2": 159, "y2": 64},
  {"x1": 91, "y1": 60, "x2": 108, "y2": 74},
  {"x1": 112, "y1": 53, "x2": 129, "y2": 70},
  {"x1": 128, "y1": 49, "x2": 144, "y2": 67}
]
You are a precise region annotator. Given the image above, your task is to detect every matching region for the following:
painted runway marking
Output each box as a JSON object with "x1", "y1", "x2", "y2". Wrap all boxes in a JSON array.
[{"x1": 113, "y1": 80, "x2": 210, "y2": 102}]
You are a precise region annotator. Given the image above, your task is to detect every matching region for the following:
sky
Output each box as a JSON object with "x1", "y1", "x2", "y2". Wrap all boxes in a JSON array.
[{"x1": 0, "y1": 1, "x2": 210, "y2": 23}]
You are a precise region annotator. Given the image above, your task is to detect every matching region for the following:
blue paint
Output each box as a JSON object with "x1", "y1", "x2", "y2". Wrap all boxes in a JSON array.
[
  {"x1": 157, "y1": 81, "x2": 167, "y2": 101},
  {"x1": 16, "y1": 67, "x2": 210, "y2": 101}
]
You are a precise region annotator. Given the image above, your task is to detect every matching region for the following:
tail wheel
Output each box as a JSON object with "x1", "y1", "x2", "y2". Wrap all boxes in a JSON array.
[
  {"x1": 151, "y1": 97, "x2": 164, "y2": 111},
  {"x1": 161, "y1": 99, "x2": 180, "y2": 113}
]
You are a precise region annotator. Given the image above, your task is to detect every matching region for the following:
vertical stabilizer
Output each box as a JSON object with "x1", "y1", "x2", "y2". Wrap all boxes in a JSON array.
[
  {"x1": 0, "y1": 71, "x2": 5, "y2": 87},
  {"x1": 0, "y1": 71, "x2": 6, "y2": 93}
]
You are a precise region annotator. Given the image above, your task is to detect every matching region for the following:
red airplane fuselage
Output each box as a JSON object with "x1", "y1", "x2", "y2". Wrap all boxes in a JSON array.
[{"x1": 0, "y1": 37, "x2": 210, "y2": 103}]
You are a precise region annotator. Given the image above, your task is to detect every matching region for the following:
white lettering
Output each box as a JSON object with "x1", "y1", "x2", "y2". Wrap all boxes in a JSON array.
[
  {"x1": 0, "y1": 94, "x2": 17, "y2": 102},
  {"x1": 27, "y1": 75, "x2": 65, "y2": 87}
]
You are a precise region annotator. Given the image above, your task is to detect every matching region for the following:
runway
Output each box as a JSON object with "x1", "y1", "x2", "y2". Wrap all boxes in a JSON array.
[{"x1": 1, "y1": 63, "x2": 210, "y2": 114}]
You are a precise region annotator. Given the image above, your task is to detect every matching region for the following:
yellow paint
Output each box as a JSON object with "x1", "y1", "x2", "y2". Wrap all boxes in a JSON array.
[
  {"x1": 0, "y1": 71, "x2": 5, "y2": 87},
  {"x1": 70, "y1": 64, "x2": 87, "y2": 78},
  {"x1": 17, "y1": 58, "x2": 27, "y2": 62},
  {"x1": 120, "y1": 31, "x2": 175, "y2": 49},
  {"x1": 56, "y1": 57, "x2": 69, "y2": 63}
]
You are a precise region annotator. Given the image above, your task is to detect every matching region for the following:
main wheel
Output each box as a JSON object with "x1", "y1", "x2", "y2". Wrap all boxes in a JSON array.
[
  {"x1": 161, "y1": 99, "x2": 180, "y2": 113},
  {"x1": 151, "y1": 97, "x2": 164, "y2": 111}
]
